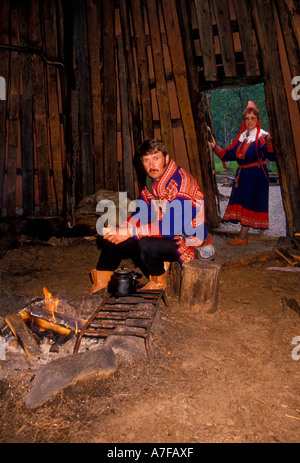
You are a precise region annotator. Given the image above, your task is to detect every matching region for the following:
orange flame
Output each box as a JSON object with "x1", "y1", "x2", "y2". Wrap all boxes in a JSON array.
[{"x1": 43, "y1": 286, "x2": 59, "y2": 323}]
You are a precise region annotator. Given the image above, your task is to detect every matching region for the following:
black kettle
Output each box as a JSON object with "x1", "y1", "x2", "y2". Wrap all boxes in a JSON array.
[{"x1": 108, "y1": 267, "x2": 142, "y2": 297}]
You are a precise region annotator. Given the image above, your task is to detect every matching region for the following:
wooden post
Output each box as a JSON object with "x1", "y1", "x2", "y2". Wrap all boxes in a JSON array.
[
  {"x1": 179, "y1": 260, "x2": 221, "y2": 314},
  {"x1": 251, "y1": 0, "x2": 300, "y2": 234}
]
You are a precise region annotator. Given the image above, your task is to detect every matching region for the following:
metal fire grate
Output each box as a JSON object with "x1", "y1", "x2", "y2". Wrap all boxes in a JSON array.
[{"x1": 73, "y1": 289, "x2": 168, "y2": 360}]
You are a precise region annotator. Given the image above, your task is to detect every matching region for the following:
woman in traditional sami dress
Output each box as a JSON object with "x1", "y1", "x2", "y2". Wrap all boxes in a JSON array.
[{"x1": 209, "y1": 101, "x2": 275, "y2": 245}]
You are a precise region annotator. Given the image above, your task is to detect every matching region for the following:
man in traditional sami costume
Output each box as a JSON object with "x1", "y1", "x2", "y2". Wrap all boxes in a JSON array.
[
  {"x1": 85, "y1": 138, "x2": 214, "y2": 294},
  {"x1": 209, "y1": 100, "x2": 275, "y2": 245}
]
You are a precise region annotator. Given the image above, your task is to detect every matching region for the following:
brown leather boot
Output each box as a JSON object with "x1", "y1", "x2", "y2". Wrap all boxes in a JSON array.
[
  {"x1": 141, "y1": 270, "x2": 168, "y2": 291},
  {"x1": 84, "y1": 269, "x2": 114, "y2": 295}
]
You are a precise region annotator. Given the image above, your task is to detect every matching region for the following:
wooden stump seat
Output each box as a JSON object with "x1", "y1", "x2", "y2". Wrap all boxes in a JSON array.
[{"x1": 169, "y1": 259, "x2": 221, "y2": 314}]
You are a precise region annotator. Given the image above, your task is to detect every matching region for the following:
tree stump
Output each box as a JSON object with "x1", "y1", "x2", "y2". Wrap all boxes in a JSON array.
[
  {"x1": 168, "y1": 261, "x2": 182, "y2": 298},
  {"x1": 179, "y1": 260, "x2": 221, "y2": 314}
]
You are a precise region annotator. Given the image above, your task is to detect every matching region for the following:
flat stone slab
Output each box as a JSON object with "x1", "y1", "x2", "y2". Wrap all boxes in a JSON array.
[{"x1": 24, "y1": 346, "x2": 117, "y2": 409}]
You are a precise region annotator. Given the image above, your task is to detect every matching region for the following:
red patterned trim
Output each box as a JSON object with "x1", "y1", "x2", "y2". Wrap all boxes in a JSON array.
[
  {"x1": 156, "y1": 158, "x2": 178, "y2": 198},
  {"x1": 223, "y1": 204, "x2": 269, "y2": 229},
  {"x1": 213, "y1": 144, "x2": 226, "y2": 158}
]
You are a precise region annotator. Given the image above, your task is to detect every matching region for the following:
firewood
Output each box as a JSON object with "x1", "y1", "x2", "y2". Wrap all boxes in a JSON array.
[
  {"x1": 20, "y1": 308, "x2": 84, "y2": 337},
  {"x1": 5, "y1": 314, "x2": 41, "y2": 358},
  {"x1": 274, "y1": 247, "x2": 298, "y2": 266}
]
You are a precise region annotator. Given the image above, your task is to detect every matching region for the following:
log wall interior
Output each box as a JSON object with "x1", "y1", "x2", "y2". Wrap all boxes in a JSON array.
[{"x1": 0, "y1": 0, "x2": 299, "y2": 235}]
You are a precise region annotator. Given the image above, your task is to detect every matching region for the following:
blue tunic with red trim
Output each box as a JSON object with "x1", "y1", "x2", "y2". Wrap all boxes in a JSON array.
[
  {"x1": 125, "y1": 158, "x2": 211, "y2": 263},
  {"x1": 213, "y1": 128, "x2": 275, "y2": 229}
]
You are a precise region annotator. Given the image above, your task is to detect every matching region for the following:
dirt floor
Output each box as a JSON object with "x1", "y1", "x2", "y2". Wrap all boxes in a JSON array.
[{"x1": 0, "y1": 229, "x2": 300, "y2": 444}]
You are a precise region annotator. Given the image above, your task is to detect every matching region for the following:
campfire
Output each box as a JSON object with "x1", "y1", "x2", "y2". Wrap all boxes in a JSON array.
[
  {"x1": 2, "y1": 286, "x2": 167, "y2": 361},
  {"x1": 1, "y1": 287, "x2": 167, "y2": 408},
  {"x1": 4, "y1": 287, "x2": 85, "y2": 358}
]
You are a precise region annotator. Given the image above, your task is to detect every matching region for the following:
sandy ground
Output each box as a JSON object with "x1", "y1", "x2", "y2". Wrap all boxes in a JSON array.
[{"x1": 0, "y1": 185, "x2": 300, "y2": 444}]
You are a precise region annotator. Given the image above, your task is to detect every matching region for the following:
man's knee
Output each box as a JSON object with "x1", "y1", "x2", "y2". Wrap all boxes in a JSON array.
[{"x1": 136, "y1": 237, "x2": 153, "y2": 257}]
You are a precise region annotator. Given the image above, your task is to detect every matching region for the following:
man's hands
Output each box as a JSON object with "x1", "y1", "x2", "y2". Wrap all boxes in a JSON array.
[{"x1": 102, "y1": 226, "x2": 133, "y2": 244}]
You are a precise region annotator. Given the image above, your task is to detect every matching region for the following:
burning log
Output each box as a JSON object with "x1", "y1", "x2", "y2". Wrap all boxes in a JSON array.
[
  {"x1": 18, "y1": 287, "x2": 85, "y2": 338},
  {"x1": 20, "y1": 307, "x2": 84, "y2": 337}
]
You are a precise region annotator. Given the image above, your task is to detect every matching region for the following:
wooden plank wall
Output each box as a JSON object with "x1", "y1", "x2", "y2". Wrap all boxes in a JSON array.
[{"x1": 0, "y1": 0, "x2": 299, "y2": 235}]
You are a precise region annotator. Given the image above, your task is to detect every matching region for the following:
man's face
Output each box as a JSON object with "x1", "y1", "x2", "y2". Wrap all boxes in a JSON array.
[{"x1": 141, "y1": 151, "x2": 169, "y2": 180}]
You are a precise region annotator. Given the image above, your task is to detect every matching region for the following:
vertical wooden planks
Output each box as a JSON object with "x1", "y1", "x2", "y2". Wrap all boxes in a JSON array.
[
  {"x1": 119, "y1": 0, "x2": 142, "y2": 157},
  {"x1": 102, "y1": 0, "x2": 118, "y2": 191},
  {"x1": 87, "y1": 0, "x2": 104, "y2": 191},
  {"x1": 194, "y1": 0, "x2": 217, "y2": 81},
  {"x1": 177, "y1": 0, "x2": 219, "y2": 228},
  {"x1": 117, "y1": 35, "x2": 135, "y2": 199},
  {"x1": 146, "y1": 0, "x2": 174, "y2": 155},
  {"x1": 161, "y1": 0, "x2": 203, "y2": 190},
  {"x1": 0, "y1": 0, "x2": 10, "y2": 214},
  {"x1": 6, "y1": 8, "x2": 20, "y2": 216},
  {"x1": 233, "y1": 0, "x2": 260, "y2": 76},
  {"x1": 18, "y1": 0, "x2": 34, "y2": 215},
  {"x1": 73, "y1": 0, "x2": 94, "y2": 198},
  {"x1": 130, "y1": 0, "x2": 153, "y2": 140},
  {"x1": 212, "y1": 0, "x2": 237, "y2": 77},
  {"x1": 42, "y1": 0, "x2": 64, "y2": 214},
  {"x1": 31, "y1": 0, "x2": 52, "y2": 216}
]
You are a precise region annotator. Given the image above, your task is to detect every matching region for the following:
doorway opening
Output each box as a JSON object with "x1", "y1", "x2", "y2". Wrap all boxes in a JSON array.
[{"x1": 207, "y1": 83, "x2": 286, "y2": 237}]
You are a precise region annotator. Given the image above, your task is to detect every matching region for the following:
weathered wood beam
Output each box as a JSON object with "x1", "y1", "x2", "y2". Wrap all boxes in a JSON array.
[{"x1": 251, "y1": 0, "x2": 300, "y2": 235}]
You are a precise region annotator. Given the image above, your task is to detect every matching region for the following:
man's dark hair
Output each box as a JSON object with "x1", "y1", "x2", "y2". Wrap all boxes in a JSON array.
[{"x1": 137, "y1": 139, "x2": 169, "y2": 159}]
